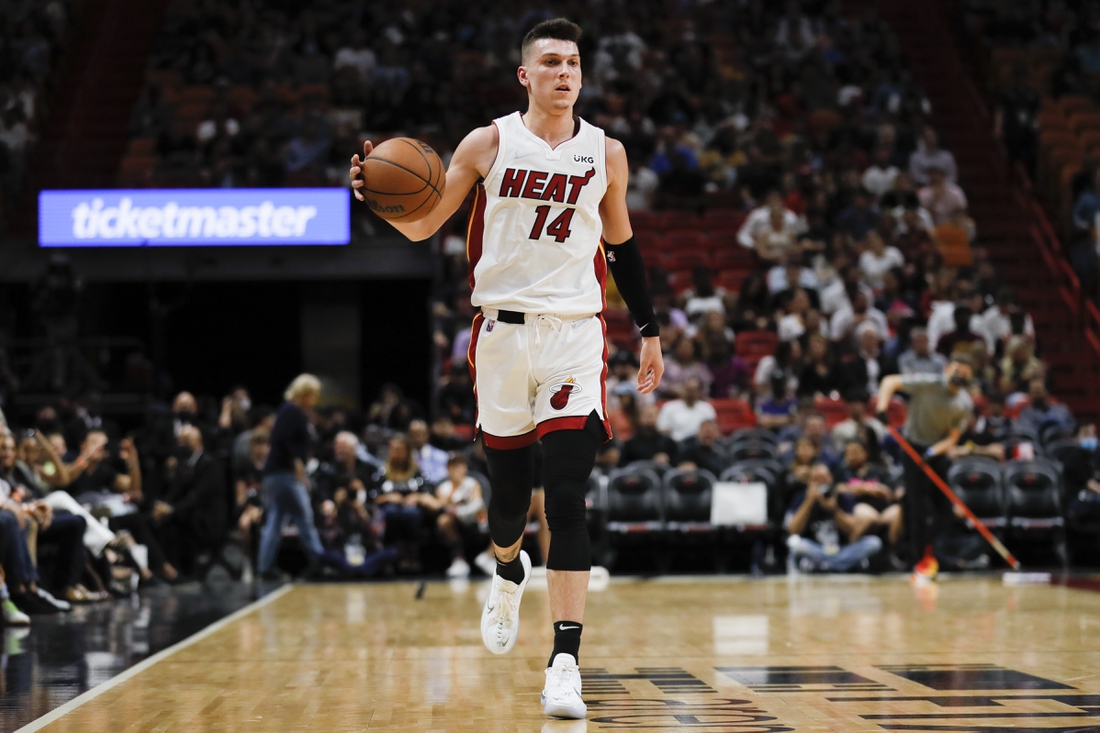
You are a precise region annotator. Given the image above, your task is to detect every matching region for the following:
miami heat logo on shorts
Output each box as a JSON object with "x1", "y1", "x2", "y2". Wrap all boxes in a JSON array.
[{"x1": 549, "y1": 377, "x2": 582, "y2": 410}]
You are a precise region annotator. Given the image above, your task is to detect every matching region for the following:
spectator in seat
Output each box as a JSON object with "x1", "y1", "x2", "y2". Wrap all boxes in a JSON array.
[
  {"x1": 979, "y1": 290, "x2": 1034, "y2": 355},
  {"x1": 948, "y1": 410, "x2": 1006, "y2": 463},
  {"x1": 933, "y1": 303, "x2": 981, "y2": 356},
  {"x1": 431, "y1": 453, "x2": 485, "y2": 579},
  {"x1": 909, "y1": 126, "x2": 957, "y2": 185},
  {"x1": 234, "y1": 428, "x2": 269, "y2": 550},
  {"x1": 798, "y1": 333, "x2": 843, "y2": 398},
  {"x1": 172, "y1": 391, "x2": 209, "y2": 437},
  {"x1": 284, "y1": 113, "x2": 330, "y2": 177},
  {"x1": 683, "y1": 267, "x2": 725, "y2": 321},
  {"x1": 429, "y1": 418, "x2": 469, "y2": 452},
  {"x1": 830, "y1": 285, "x2": 889, "y2": 343},
  {"x1": 232, "y1": 405, "x2": 275, "y2": 475},
  {"x1": 776, "y1": 289, "x2": 816, "y2": 342},
  {"x1": 832, "y1": 388, "x2": 885, "y2": 445},
  {"x1": 407, "y1": 419, "x2": 448, "y2": 486},
  {"x1": 837, "y1": 188, "x2": 881, "y2": 242},
  {"x1": 768, "y1": 256, "x2": 820, "y2": 308},
  {"x1": 998, "y1": 336, "x2": 1044, "y2": 397},
  {"x1": 753, "y1": 205, "x2": 802, "y2": 264},
  {"x1": 858, "y1": 231, "x2": 905, "y2": 293},
  {"x1": 621, "y1": 405, "x2": 679, "y2": 466},
  {"x1": 660, "y1": 336, "x2": 713, "y2": 399},
  {"x1": 372, "y1": 435, "x2": 430, "y2": 573},
  {"x1": 152, "y1": 425, "x2": 228, "y2": 576},
  {"x1": 898, "y1": 327, "x2": 947, "y2": 375},
  {"x1": 839, "y1": 322, "x2": 894, "y2": 396},
  {"x1": 862, "y1": 146, "x2": 899, "y2": 198},
  {"x1": 68, "y1": 431, "x2": 178, "y2": 583},
  {"x1": 1017, "y1": 379, "x2": 1075, "y2": 437},
  {"x1": 1072, "y1": 167, "x2": 1100, "y2": 296},
  {"x1": 736, "y1": 190, "x2": 805, "y2": 251},
  {"x1": 754, "y1": 339, "x2": 802, "y2": 399},
  {"x1": 918, "y1": 167, "x2": 969, "y2": 227},
  {"x1": 983, "y1": 393, "x2": 1012, "y2": 439},
  {"x1": 0, "y1": 433, "x2": 88, "y2": 606},
  {"x1": 316, "y1": 431, "x2": 376, "y2": 503},
  {"x1": 784, "y1": 463, "x2": 883, "y2": 573},
  {"x1": 757, "y1": 371, "x2": 798, "y2": 430},
  {"x1": 437, "y1": 363, "x2": 476, "y2": 426},
  {"x1": 677, "y1": 419, "x2": 726, "y2": 476},
  {"x1": 838, "y1": 436, "x2": 903, "y2": 551},
  {"x1": 658, "y1": 378, "x2": 718, "y2": 443}
]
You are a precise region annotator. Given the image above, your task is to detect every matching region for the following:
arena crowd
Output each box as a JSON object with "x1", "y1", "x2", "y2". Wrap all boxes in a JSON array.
[{"x1": 0, "y1": 0, "x2": 1096, "y2": 628}]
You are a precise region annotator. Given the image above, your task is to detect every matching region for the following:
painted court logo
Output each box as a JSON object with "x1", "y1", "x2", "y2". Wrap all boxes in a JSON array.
[{"x1": 550, "y1": 377, "x2": 582, "y2": 410}]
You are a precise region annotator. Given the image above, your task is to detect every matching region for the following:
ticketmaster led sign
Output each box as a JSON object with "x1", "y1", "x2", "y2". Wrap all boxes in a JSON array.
[{"x1": 38, "y1": 189, "x2": 350, "y2": 246}]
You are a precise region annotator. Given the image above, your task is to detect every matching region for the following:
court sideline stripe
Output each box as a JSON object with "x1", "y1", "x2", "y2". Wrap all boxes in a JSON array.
[{"x1": 15, "y1": 583, "x2": 296, "y2": 733}]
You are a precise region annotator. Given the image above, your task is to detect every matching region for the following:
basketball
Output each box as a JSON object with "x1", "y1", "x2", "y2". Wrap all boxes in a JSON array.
[{"x1": 361, "y1": 137, "x2": 445, "y2": 222}]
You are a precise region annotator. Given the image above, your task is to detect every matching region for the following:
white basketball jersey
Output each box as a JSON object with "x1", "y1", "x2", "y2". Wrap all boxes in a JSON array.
[{"x1": 466, "y1": 112, "x2": 608, "y2": 315}]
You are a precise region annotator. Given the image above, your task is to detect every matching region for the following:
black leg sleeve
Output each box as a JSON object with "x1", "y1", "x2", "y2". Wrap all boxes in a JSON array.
[
  {"x1": 541, "y1": 412, "x2": 602, "y2": 571},
  {"x1": 485, "y1": 443, "x2": 535, "y2": 549}
]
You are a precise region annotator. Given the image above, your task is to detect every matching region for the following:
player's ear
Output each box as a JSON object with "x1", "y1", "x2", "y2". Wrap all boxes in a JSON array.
[{"x1": 517, "y1": 64, "x2": 530, "y2": 89}]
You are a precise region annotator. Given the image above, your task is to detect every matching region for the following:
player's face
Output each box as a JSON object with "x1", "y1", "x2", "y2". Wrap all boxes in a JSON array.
[{"x1": 520, "y1": 39, "x2": 582, "y2": 111}]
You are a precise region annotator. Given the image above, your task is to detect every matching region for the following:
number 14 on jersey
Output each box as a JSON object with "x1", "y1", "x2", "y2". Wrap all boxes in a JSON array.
[{"x1": 529, "y1": 206, "x2": 575, "y2": 243}]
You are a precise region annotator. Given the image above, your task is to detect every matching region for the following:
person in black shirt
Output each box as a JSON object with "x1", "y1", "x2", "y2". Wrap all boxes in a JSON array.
[
  {"x1": 619, "y1": 405, "x2": 678, "y2": 467},
  {"x1": 152, "y1": 426, "x2": 229, "y2": 575},
  {"x1": 257, "y1": 374, "x2": 325, "y2": 579},
  {"x1": 677, "y1": 419, "x2": 727, "y2": 476},
  {"x1": 314, "y1": 431, "x2": 380, "y2": 503}
]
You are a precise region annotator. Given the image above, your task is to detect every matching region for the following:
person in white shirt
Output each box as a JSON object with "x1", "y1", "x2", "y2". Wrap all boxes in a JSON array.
[
  {"x1": 979, "y1": 291, "x2": 1034, "y2": 353},
  {"x1": 862, "y1": 147, "x2": 899, "y2": 198},
  {"x1": 830, "y1": 285, "x2": 888, "y2": 342},
  {"x1": 407, "y1": 420, "x2": 448, "y2": 485},
  {"x1": 657, "y1": 378, "x2": 717, "y2": 442},
  {"x1": 333, "y1": 30, "x2": 377, "y2": 81},
  {"x1": 433, "y1": 453, "x2": 486, "y2": 578},
  {"x1": 767, "y1": 258, "x2": 819, "y2": 294},
  {"x1": 858, "y1": 231, "x2": 905, "y2": 291},
  {"x1": 736, "y1": 191, "x2": 806, "y2": 249}
]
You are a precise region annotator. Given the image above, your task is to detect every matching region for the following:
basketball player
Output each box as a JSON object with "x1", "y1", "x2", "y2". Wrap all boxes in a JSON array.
[{"x1": 350, "y1": 18, "x2": 663, "y2": 720}]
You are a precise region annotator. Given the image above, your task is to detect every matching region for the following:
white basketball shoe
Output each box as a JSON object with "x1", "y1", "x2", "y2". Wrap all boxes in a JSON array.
[
  {"x1": 480, "y1": 550, "x2": 532, "y2": 655},
  {"x1": 542, "y1": 653, "x2": 586, "y2": 719}
]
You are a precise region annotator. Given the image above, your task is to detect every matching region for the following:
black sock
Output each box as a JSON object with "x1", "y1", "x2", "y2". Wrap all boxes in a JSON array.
[
  {"x1": 550, "y1": 620, "x2": 583, "y2": 666},
  {"x1": 496, "y1": 555, "x2": 525, "y2": 584}
]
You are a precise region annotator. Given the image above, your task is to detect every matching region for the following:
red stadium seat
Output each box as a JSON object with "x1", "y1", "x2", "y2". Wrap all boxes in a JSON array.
[
  {"x1": 703, "y1": 209, "x2": 747, "y2": 234},
  {"x1": 709, "y1": 248, "x2": 755, "y2": 271},
  {"x1": 659, "y1": 249, "x2": 709, "y2": 271},
  {"x1": 658, "y1": 231, "x2": 705, "y2": 252},
  {"x1": 658, "y1": 210, "x2": 706, "y2": 230},
  {"x1": 814, "y1": 396, "x2": 849, "y2": 429},
  {"x1": 667, "y1": 269, "x2": 694, "y2": 294},
  {"x1": 712, "y1": 399, "x2": 756, "y2": 434},
  {"x1": 734, "y1": 332, "x2": 779, "y2": 366},
  {"x1": 717, "y1": 269, "x2": 747, "y2": 294}
]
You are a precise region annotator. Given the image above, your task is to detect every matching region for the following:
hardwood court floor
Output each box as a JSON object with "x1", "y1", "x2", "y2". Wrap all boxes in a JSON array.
[{"x1": 24, "y1": 575, "x2": 1100, "y2": 732}]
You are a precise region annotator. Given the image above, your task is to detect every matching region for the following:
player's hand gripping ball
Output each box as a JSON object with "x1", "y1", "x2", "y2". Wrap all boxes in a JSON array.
[{"x1": 350, "y1": 138, "x2": 445, "y2": 222}]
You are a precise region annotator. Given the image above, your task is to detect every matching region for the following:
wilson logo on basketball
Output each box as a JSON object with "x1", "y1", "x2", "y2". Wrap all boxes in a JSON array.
[{"x1": 549, "y1": 378, "x2": 582, "y2": 410}]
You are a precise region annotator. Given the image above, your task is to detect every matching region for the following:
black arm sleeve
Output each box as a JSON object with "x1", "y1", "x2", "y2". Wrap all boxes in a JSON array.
[{"x1": 605, "y1": 236, "x2": 659, "y2": 338}]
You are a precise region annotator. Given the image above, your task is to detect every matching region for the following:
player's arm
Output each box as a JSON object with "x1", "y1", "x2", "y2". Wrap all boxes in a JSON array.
[
  {"x1": 600, "y1": 136, "x2": 664, "y2": 395},
  {"x1": 349, "y1": 125, "x2": 498, "y2": 242}
]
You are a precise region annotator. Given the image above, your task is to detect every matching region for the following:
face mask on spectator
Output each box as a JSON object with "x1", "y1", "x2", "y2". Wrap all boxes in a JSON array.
[{"x1": 1081, "y1": 437, "x2": 1098, "y2": 451}]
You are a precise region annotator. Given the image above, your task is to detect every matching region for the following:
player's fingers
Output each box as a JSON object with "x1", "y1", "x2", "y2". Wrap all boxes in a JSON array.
[
  {"x1": 363, "y1": 140, "x2": 373, "y2": 157},
  {"x1": 351, "y1": 177, "x2": 364, "y2": 188},
  {"x1": 354, "y1": 190, "x2": 364, "y2": 201}
]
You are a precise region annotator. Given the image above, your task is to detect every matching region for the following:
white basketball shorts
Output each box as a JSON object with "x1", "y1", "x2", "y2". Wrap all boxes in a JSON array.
[{"x1": 468, "y1": 307, "x2": 611, "y2": 449}]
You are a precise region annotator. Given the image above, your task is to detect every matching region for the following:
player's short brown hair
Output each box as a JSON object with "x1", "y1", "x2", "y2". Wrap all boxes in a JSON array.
[{"x1": 521, "y1": 18, "x2": 582, "y2": 62}]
